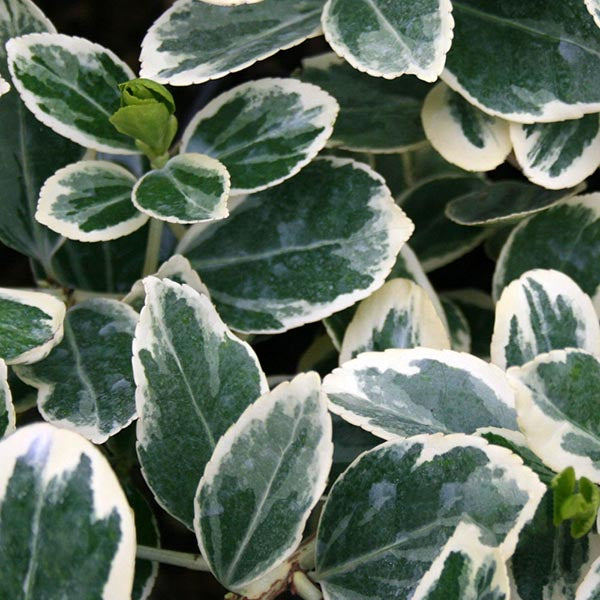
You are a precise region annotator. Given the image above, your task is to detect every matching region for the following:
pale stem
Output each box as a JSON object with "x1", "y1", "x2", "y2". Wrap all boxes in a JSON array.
[
  {"x1": 167, "y1": 222, "x2": 187, "y2": 241},
  {"x1": 293, "y1": 572, "x2": 323, "y2": 600},
  {"x1": 142, "y1": 218, "x2": 164, "y2": 277},
  {"x1": 136, "y1": 545, "x2": 210, "y2": 572}
]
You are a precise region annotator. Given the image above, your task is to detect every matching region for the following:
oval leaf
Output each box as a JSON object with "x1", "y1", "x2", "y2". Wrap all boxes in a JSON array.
[
  {"x1": 0, "y1": 360, "x2": 15, "y2": 438},
  {"x1": 0, "y1": 423, "x2": 136, "y2": 599},
  {"x1": 0, "y1": 288, "x2": 65, "y2": 365},
  {"x1": 422, "y1": 82, "x2": 511, "y2": 172},
  {"x1": 36, "y1": 160, "x2": 147, "y2": 242},
  {"x1": 339, "y1": 278, "x2": 450, "y2": 364},
  {"x1": 491, "y1": 269, "x2": 600, "y2": 370},
  {"x1": 179, "y1": 157, "x2": 414, "y2": 334},
  {"x1": 444, "y1": 1, "x2": 600, "y2": 123},
  {"x1": 140, "y1": 0, "x2": 323, "y2": 85},
  {"x1": 322, "y1": 0, "x2": 454, "y2": 82},
  {"x1": 14, "y1": 299, "x2": 138, "y2": 444},
  {"x1": 181, "y1": 78, "x2": 339, "y2": 194},
  {"x1": 133, "y1": 277, "x2": 268, "y2": 528},
  {"x1": 510, "y1": 115, "x2": 600, "y2": 189},
  {"x1": 323, "y1": 347, "x2": 518, "y2": 440},
  {"x1": 132, "y1": 153, "x2": 230, "y2": 224},
  {"x1": 315, "y1": 433, "x2": 545, "y2": 599},
  {"x1": 509, "y1": 348, "x2": 600, "y2": 483},
  {"x1": 195, "y1": 372, "x2": 333, "y2": 592},
  {"x1": 7, "y1": 33, "x2": 137, "y2": 153}
]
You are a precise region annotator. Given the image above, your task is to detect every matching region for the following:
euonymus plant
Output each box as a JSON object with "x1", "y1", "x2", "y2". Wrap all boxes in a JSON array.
[{"x1": 5, "y1": 0, "x2": 600, "y2": 598}]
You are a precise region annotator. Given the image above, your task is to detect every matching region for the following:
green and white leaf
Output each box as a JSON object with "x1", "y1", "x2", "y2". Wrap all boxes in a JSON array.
[
  {"x1": 585, "y1": 0, "x2": 600, "y2": 28},
  {"x1": 398, "y1": 176, "x2": 488, "y2": 271},
  {"x1": 205, "y1": 0, "x2": 264, "y2": 4},
  {"x1": 14, "y1": 299, "x2": 138, "y2": 444},
  {"x1": 195, "y1": 372, "x2": 332, "y2": 592},
  {"x1": 577, "y1": 554, "x2": 600, "y2": 600},
  {"x1": 441, "y1": 296, "x2": 471, "y2": 352},
  {"x1": 339, "y1": 278, "x2": 450, "y2": 364},
  {"x1": 443, "y1": 1, "x2": 600, "y2": 123},
  {"x1": 36, "y1": 160, "x2": 147, "y2": 242},
  {"x1": 140, "y1": 0, "x2": 323, "y2": 85},
  {"x1": 422, "y1": 82, "x2": 512, "y2": 172},
  {"x1": 123, "y1": 254, "x2": 209, "y2": 312},
  {"x1": 0, "y1": 288, "x2": 66, "y2": 365},
  {"x1": 0, "y1": 360, "x2": 15, "y2": 438},
  {"x1": 181, "y1": 78, "x2": 338, "y2": 194},
  {"x1": 323, "y1": 347, "x2": 518, "y2": 440},
  {"x1": 446, "y1": 180, "x2": 579, "y2": 226},
  {"x1": 315, "y1": 433, "x2": 545, "y2": 599},
  {"x1": 508, "y1": 348, "x2": 600, "y2": 484},
  {"x1": 493, "y1": 194, "x2": 600, "y2": 312},
  {"x1": 491, "y1": 269, "x2": 600, "y2": 370},
  {"x1": 321, "y1": 0, "x2": 454, "y2": 82},
  {"x1": 299, "y1": 52, "x2": 429, "y2": 153},
  {"x1": 0, "y1": 74, "x2": 9, "y2": 96},
  {"x1": 6, "y1": 32, "x2": 137, "y2": 153},
  {"x1": 0, "y1": 423, "x2": 136, "y2": 599},
  {"x1": 179, "y1": 157, "x2": 414, "y2": 334},
  {"x1": 132, "y1": 153, "x2": 230, "y2": 224},
  {"x1": 412, "y1": 522, "x2": 510, "y2": 600},
  {"x1": 134, "y1": 277, "x2": 268, "y2": 528},
  {"x1": 510, "y1": 115, "x2": 600, "y2": 189}
]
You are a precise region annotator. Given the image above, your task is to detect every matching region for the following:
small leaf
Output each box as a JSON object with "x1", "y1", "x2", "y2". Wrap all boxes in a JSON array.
[
  {"x1": 0, "y1": 360, "x2": 15, "y2": 438},
  {"x1": 440, "y1": 296, "x2": 471, "y2": 352},
  {"x1": 552, "y1": 467, "x2": 577, "y2": 526}
]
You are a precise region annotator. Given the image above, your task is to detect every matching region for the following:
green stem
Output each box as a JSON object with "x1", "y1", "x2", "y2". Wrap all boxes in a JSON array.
[
  {"x1": 292, "y1": 572, "x2": 322, "y2": 600},
  {"x1": 136, "y1": 545, "x2": 210, "y2": 572},
  {"x1": 142, "y1": 219, "x2": 164, "y2": 276}
]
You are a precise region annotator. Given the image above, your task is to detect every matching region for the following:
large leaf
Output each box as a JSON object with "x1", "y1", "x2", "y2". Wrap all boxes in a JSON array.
[
  {"x1": 444, "y1": 0, "x2": 600, "y2": 123},
  {"x1": 0, "y1": 359, "x2": 15, "y2": 438},
  {"x1": 321, "y1": 0, "x2": 454, "y2": 82},
  {"x1": 510, "y1": 115, "x2": 600, "y2": 189},
  {"x1": 195, "y1": 372, "x2": 332, "y2": 592},
  {"x1": 315, "y1": 434, "x2": 545, "y2": 599},
  {"x1": 132, "y1": 153, "x2": 230, "y2": 223},
  {"x1": 36, "y1": 160, "x2": 147, "y2": 242},
  {"x1": 179, "y1": 157, "x2": 414, "y2": 334},
  {"x1": 323, "y1": 347, "x2": 517, "y2": 440},
  {"x1": 0, "y1": 288, "x2": 65, "y2": 365},
  {"x1": 508, "y1": 348, "x2": 600, "y2": 483},
  {"x1": 339, "y1": 278, "x2": 450, "y2": 364},
  {"x1": 0, "y1": 0, "x2": 83, "y2": 268},
  {"x1": 7, "y1": 32, "x2": 137, "y2": 153},
  {"x1": 299, "y1": 52, "x2": 429, "y2": 153},
  {"x1": 181, "y1": 78, "x2": 338, "y2": 194},
  {"x1": 0, "y1": 423, "x2": 136, "y2": 599},
  {"x1": 491, "y1": 269, "x2": 600, "y2": 370},
  {"x1": 140, "y1": 0, "x2": 324, "y2": 85},
  {"x1": 493, "y1": 195, "x2": 600, "y2": 312},
  {"x1": 421, "y1": 82, "x2": 511, "y2": 172},
  {"x1": 14, "y1": 299, "x2": 138, "y2": 444},
  {"x1": 133, "y1": 277, "x2": 268, "y2": 528}
]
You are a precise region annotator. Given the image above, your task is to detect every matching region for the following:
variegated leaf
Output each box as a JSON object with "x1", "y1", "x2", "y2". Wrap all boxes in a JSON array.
[
  {"x1": 491, "y1": 269, "x2": 600, "y2": 370},
  {"x1": 585, "y1": 0, "x2": 600, "y2": 28},
  {"x1": 0, "y1": 360, "x2": 15, "y2": 438},
  {"x1": 577, "y1": 555, "x2": 600, "y2": 600},
  {"x1": 134, "y1": 277, "x2": 268, "y2": 528},
  {"x1": 0, "y1": 423, "x2": 136, "y2": 599},
  {"x1": 441, "y1": 296, "x2": 471, "y2": 352},
  {"x1": 323, "y1": 348, "x2": 517, "y2": 440},
  {"x1": 0, "y1": 73, "x2": 9, "y2": 96},
  {"x1": 181, "y1": 78, "x2": 338, "y2": 194}
]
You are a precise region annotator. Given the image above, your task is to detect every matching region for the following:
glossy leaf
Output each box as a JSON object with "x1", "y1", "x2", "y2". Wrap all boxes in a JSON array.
[
  {"x1": 0, "y1": 288, "x2": 65, "y2": 365},
  {"x1": 422, "y1": 82, "x2": 511, "y2": 172},
  {"x1": 323, "y1": 347, "x2": 517, "y2": 440},
  {"x1": 7, "y1": 33, "x2": 138, "y2": 153},
  {"x1": 181, "y1": 78, "x2": 338, "y2": 194},
  {"x1": 133, "y1": 277, "x2": 268, "y2": 528},
  {"x1": 195, "y1": 372, "x2": 332, "y2": 592},
  {"x1": 0, "y1": 360, "x2": 15, "y2": 438},
  {"x1": 441, "y1": 296, "x2": 471, "y2": 352},
  {"x1": 179, "y1": 157, "x2": 414, "y2": 334},
  {"x1": 321, "y1": 0, "x2": 454, "y2": 82},
  {"x1": 14, "y1": 299, "x2": 138, "y2": 444},
  {"x1": 36, "y1": 160, "x2": 147, "y2": 242},
  {"x1": 339, "y1": 278, "x2": 450, "y2": 364},
  {"x1": 140, "y1": 0, "x2": 323, "y2": 85},
  {"x1": 491, "y1": 269, "x2": 600, "y2": 370},
  {"x1": 315, "y1": 434, "x2": 545, "y2": 599},
  {"x1": 0, "y1": 423, "x2": 136, "y2": 599}
]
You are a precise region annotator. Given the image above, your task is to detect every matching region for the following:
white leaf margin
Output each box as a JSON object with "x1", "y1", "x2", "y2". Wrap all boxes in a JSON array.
[
  {"x1": 0, "y1": 359, "x2": 16, "y2": 438},
  {"x1": 0, "y1": 74, "x2": 10, "y2": 97},
  {"x1": 577, "y1": 553, "x2": 600, "y2": 600},
  {"x1": 584, "y1": 0, "x2": 600, "y2": 29},
  {"x1": 0, "y1": 422, "x2": 136, "y2": 599}
]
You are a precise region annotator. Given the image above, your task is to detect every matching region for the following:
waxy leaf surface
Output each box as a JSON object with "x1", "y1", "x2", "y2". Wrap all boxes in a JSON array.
[{"x1": 0, "y1": 360, "x2": 15, "y2": 438}]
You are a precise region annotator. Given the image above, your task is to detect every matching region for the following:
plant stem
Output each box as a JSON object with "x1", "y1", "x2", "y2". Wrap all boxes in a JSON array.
[
  {"x1": 142, "y1": 218, "x2": 164, "y2": 276},
  {"x1": 292, "y1": 572, "x2": 322, "y2": 600},
  {"x1": 136, "y1": 545, "x2": 210, "y2": 572}
]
